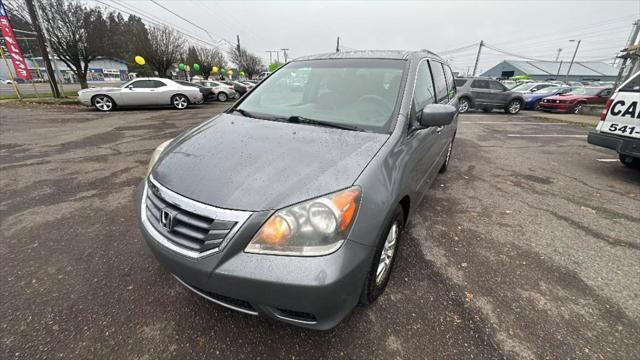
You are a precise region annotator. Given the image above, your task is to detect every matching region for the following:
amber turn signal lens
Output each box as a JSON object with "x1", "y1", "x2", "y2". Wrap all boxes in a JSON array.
[
  {"x1": 332, "y1": 189, "x2": 360, "y2": 231},
  {"x1": 256, "y1": 215, "x2": 291, "y2": 245}
]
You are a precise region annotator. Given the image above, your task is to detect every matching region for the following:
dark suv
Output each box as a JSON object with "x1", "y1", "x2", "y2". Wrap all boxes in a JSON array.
[{"x1": 455, "y1": 77, "x2": 525, "y2": 114}]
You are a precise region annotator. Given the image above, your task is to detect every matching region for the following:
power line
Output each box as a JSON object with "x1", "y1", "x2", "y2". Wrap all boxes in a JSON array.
[{"x1": 148, "y1": 0, "x2": 229, "y2": 46}]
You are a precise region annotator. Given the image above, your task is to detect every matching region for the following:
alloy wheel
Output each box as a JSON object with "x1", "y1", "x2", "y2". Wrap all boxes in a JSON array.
[
  {"x1": 573, "y1": 104, "x2": 582, "y2": 114},
  {"x1": 508, "y1": 100, "x2": 521, "y2": 114},
  {"x1": 376, "y1": 222, "x2": 399, "y2": 285},
  {"x1": 459, "y1": 99, "x2": 469, "y2": 113},
  {"x1": 173, "y1": 95, "x2": 188, "y2": 109},
  {"x1": 94, "y1": 96, "x2": 113, "y2": 111},
  {"x1": 218, "y1": 93, "x2": 227, "y2": 102}
]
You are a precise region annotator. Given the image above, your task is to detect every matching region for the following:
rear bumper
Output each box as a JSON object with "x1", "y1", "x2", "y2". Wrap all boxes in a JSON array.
[
  {"x1": 587, "y1": 131, "x2": 640, "y2": 159},
  {"x1": 539, "y1": 102, "x2": 573, "y2": 113},
  {"x1": 134, "y1": 181, "x2": 374, "y2": 330}
]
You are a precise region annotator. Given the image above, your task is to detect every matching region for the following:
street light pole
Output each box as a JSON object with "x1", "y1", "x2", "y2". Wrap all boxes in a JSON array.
[{"x1": 564, "y1": 40, "x2": 581, "y2": 83}]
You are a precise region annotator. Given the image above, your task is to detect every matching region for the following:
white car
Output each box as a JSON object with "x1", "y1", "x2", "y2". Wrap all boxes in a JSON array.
[
  {"x1": 78, "y1": 77, "x2": 203, "y2": 111},
  {"x1": 587, "y1": 71, "x2": 640, "y2": 168}
]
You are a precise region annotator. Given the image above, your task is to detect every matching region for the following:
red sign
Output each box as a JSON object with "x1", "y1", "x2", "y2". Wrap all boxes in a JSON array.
[{"x1": 0, "y1": 0, "x2": 32, "y2": 80}]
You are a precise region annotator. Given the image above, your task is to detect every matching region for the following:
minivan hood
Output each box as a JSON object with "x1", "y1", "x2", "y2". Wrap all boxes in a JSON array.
[{"x1": 152, "y1": 114, "x2": 389, "y2": 211}]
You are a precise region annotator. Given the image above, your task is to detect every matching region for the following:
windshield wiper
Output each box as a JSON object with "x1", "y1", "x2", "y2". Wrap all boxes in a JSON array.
[
  {"x1": 231, "y1": 108, "x2": 256, "y2": 118},
  {"x1": 281, "y1": 115, "x2": 367, "y2": 132}
]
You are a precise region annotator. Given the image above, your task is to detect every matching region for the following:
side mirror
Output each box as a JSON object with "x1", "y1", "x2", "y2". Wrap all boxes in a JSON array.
[
  {"x1": 127, "y1": 85, "x2": 134, "y2": 90},
  {"x1": 419, "y1": 104, "x2": 457, "y2": 127}
]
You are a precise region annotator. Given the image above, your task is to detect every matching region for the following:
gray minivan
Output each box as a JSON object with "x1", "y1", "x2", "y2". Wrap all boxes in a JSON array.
[{"x1": 135, "y1": 50, "x2": 458, "y2": 329}]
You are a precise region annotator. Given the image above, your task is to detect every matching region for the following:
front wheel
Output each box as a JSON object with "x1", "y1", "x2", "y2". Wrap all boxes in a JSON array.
[
  {"x1": 505, "y1": 99, "x2": 522, "y2": 114},
  {"x1": 171, "y1": 94, "x2": 189, "y2": 110},
  {"x1": 92, "y1": 95, "x2": 115, "y2": 112},
  {"x1": 458, "y1": 98, "x2": 471, "y2": 113},
  {"x1": 572, "y1": 102, "x2": 584, "y2": 114},
  {"x1": 439, "y1": 138, "x2": 454, "y2": 173},
  {"x1": 359, "y1": 206, "x2": 404, "y2": 305},
  {"x1": 217, "y1": 92, "x2": 228, "y2": 102}
]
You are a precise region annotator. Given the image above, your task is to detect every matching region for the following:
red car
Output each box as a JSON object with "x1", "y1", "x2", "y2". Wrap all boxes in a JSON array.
[{"x1": 539, "y1": 87, "x2": 612, "y2": 114}]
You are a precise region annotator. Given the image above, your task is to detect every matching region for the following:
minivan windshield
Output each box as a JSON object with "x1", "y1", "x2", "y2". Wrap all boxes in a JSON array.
[{"x1": 236, "y1": 59, "x2": 407, "y2": 133}]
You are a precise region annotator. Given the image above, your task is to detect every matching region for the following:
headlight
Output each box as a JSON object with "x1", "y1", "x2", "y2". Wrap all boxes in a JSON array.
[
  {"x1": 245, "y1": 187, "x2": 361, "y2": 256},
  {"x1": 147, "y1": 139, "x2": 172, "y2": 175}
]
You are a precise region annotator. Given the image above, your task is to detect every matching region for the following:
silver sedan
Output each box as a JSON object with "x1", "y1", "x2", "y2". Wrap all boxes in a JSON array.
[{"x1": 78, "y1": 77, "x2": 203, "y2": 111}]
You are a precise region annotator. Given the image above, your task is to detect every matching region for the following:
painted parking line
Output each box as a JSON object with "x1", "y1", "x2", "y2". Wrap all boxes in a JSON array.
[
  {"x1": 596, "y1": 159, "x2": 619, "y2": 162},
  {"x1": 461, "y1": 122, "x2": 569, "y2": 125},
  {"x1": 506, "y1": 134, "x2": 585, "y2": 138}
]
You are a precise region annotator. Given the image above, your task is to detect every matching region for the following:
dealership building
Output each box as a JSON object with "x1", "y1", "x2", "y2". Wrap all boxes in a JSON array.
[
  {"x1": 481, "y1": 60, "x2": 617, "y2": 82},
  {"x1": 0, "y1": 56, "x2": 129, "y2": 83}
]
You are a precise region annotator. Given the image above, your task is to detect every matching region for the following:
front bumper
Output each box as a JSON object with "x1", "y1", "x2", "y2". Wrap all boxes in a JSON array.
[
  {"x1": 587, "y1": 131, "x2": 640, "y2": 159},
  {"x1": 539, "y1": 101, "x2": 573, "y2": 113},
  {"x1": 134, "y1": 181, "x2": 374, "y2": 330}
]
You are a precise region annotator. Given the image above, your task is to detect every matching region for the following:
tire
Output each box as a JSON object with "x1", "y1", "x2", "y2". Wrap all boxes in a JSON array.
[
  {"x1": 505, "y1": 99, "x2": 522, "y2": 114},
  {"x1": 359, "y1": 205, "x2": 404, "y2": 305},
  {"x1": 217, "y1": 92, "x2": 228, "y2": 102},
  {"x1": 439, "y1": 137, "x2": 454, "y2": 173},
  {"x1": 533, "y1": 100, "x2": 542, "y2": 111},
  {"x1": 171, "y1": 94, "x2": 189, "y2": 110},
  {"x1": 92, "y1": 95, "x2": 115, "y2": 112},
  {"x1": 619, "y1": 154, "x2": 637, "y2": 168},
  {"x1": 458, "y1": 97, "x2": 471, "y2": 113},
  {"x1": 572, "y1": 102, "x2": 585, "y2": 114},
  {"x1": 194, "y1": 97, "x2": 205, "y2": 105}
]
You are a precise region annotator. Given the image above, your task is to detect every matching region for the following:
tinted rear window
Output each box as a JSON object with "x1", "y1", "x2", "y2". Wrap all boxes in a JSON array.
[{"x1": 454, "y1": 79, "x2": 467, "y2": 87}]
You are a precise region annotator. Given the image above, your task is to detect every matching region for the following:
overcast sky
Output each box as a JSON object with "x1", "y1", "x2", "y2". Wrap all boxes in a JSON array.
[{"x1": 94, "y1": 0, "x2": 639, "y2": 74}]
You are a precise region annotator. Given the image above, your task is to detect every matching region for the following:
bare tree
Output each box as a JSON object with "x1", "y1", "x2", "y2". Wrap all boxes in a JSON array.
[
  {"x1": 145, "y1": 25, "x2": 185, "y2": 78},
  {"x1": 37, "y1": 0, "x2": 111, "y2": 88},
  {"x1": 229, "y1": 46, "x2": 263, "y2": 79},
  {"x1": 196, "y1": 46, "x2": 226, "y2": 79}
]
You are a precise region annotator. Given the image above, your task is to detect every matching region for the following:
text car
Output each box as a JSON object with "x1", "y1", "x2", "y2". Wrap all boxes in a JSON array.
[
  {"x1": 78, "y1": 78, "x2": 203, "y2": 111},
  {"x1": 588, "y1": 71, "x2": 640, "y2": 167},
  {"x1": 135, "y1": 50, "x2": 459, "y2": 329}
]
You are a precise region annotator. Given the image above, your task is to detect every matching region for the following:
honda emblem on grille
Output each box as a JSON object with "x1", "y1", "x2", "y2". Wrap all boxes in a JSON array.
[{"x1": 160, "y1": 209, "x2": 175, "y2": 231}]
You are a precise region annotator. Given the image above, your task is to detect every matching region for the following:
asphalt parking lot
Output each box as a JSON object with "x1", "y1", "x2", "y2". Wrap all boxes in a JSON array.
[{"x1": 1, "y1": 103, "x2": 638, "y2": 359}]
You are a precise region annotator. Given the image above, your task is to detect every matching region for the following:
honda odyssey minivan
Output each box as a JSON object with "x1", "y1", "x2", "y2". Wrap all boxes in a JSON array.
[{"x1": 135, "y1": 50, "x2": 459, "y2": 329}]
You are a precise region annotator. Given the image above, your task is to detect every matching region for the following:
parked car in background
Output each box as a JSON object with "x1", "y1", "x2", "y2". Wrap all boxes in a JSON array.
[
  {"x1": 257, "y1": 71, "x2": 271, "y2": 80},
  {"x1": 78, "y1": 77, "x2": 203, "y2": 111},
  {"x1": 566, "y1": 81, "x2": 584, "y2": 87},
  {"x1": 500, "y1": 79, "x2": 518, "y2": 89},
  {"x1": 539, "y1": 87, "x2": 612, "y2": 114},
  {"x1": 455, "y1": 77, "x2": 525, "y2": 114},
  {"x1": 137, "y1": 50, "x2": 459, "y2": 330},
  {"x1": 510, "y1": 82, "x2": 556, "y2": 93},
  {"x1": 523, "y1": 86, "x2": 572, "y2": 110},
  {"x1": 192, "y1": 80, "x2": 237, "y2": 102},
  {"x1": 221, "y1": 80, "x2": 250, "y2": 96},
  {"x1": 174, "y1": 80, "x2": 214, "y2": 104},
  {"x1": 588, "y1": 71, "x2": 639, "y2": 168}
]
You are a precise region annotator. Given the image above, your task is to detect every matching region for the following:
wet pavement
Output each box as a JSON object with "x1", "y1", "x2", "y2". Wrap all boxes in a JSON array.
[{"x1": 1, "y1": 103, "x2": 638, "y2": 359}]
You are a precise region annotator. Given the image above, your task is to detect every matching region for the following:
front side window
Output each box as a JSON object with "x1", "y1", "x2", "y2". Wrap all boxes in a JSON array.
[
  {"x1": 443, "y1": 64, "x2": 457, "y2": 100},
  {"x1": 429, "y1": 61, "x2": 448, "y2": 103},
  {"x1": 620, "y1": 72, "x2": 640, "y2": 92},
  {"x1": 413, "y1": 61, "x2": 436, "y2": 111},
  {"x1": 237, "y1": 59, "x2": 407, "y2": 133},
  {"x1": 129, "y1": 80, "x2": 154, "y2": 88}
]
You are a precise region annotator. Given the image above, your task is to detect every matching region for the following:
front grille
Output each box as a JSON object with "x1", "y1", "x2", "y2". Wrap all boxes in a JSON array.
[{"x1": 145, "y1": 181, "x2": 237, "y2": 253}]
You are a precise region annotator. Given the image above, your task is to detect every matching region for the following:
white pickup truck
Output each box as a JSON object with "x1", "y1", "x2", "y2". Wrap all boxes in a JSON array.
[{"x1": 587, "y1": 71, "x2": 640, "y2": 168}]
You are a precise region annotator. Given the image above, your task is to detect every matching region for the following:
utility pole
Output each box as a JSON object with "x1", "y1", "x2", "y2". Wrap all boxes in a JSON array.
[
  {"x1": 281, "y1": 48, "x2": 289, "y2": 63},
  {"x1": 555, "y1": 48, "x2": 562, "y2": 62},
  {"x1": 564, "y1": 39, "x2": 581, "y2": 83},
  {"x1": 555, "y1": 60, "x2": 563, "y2": 79},
  {"x1": 613, "y1": 19, "x2": 640, "y2": 89},
  {"x1": 24, "y1": 0, "x2": 60, "y2": 98},
  {"x1": 336, "y1": 36, "x2": 340, "y2": 52},
  {"x1": 236, "y1": 35, "x2": 241, "y2": 52},
  {"x1": 471, "y1": 40, "x2": 483, "y2": 77}
]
